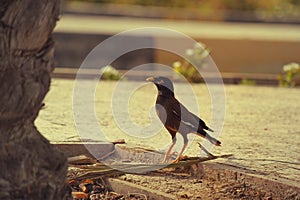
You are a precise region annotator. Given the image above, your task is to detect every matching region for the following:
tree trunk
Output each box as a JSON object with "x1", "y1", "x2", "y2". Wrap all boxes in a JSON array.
[{"x1": 0, "y1": 0, "x2": 68, "y2": 199}]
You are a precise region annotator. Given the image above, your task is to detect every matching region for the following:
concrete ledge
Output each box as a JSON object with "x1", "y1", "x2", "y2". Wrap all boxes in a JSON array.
[
  {"x1": 106, "y1": 178, "x2": 175, "y2": 200},
  {"x1": 51, "y1": 67, "x2": 280, "y2": 85}
]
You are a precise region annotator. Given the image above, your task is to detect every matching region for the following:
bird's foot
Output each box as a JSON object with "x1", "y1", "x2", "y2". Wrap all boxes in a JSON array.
[
  {"x1": 162, "y1": 151, "x2": 179, "y2": 163},
  {"x1": 170, "y1": 151, "x2": 178, "y2": 157},
  {"x1": 171, "y1": 158, "x2": 180, "y2": 164},
  {"x1": 171, "y1": 155, "x2": 188, "y2": 164},
  {"x1": 163, "y1": 157, "x2": 179, "y2": 164},
  {"x1": 162, "y1": 155, "x2": 173, "y2": 163}
]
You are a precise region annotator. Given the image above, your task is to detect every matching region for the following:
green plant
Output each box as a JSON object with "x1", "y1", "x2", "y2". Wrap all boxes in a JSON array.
[
  {"x1": 100, "y1": 65, "x2": 122, "y2": 80},
  {"x1": 173, "y1": 42, "x2": 210, "y2": 83},
  {"x1": 240, "y1": 78, "x2": 256, "y2": 86},
  {"x1": 278, "y1": 62, "x2": 300, "y2": 87}
]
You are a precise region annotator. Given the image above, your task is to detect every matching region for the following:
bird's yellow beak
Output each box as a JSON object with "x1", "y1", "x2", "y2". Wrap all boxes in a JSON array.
[{"x1": 146, "y1": 77, "x2": 154, "y2": 82}]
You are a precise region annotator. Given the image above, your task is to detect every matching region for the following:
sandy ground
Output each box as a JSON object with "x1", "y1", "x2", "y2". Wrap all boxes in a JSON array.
[{"x1": 36, "y1": 78, "x2": 300, "y2": 186}]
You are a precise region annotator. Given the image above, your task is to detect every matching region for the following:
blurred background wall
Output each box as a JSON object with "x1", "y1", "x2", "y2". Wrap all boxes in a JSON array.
[{"x1": 53, "y1": 0, "x2": 300, "y2": 81}]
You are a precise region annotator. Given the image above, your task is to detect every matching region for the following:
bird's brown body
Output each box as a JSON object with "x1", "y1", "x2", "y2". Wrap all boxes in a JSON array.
[{"x1": 147, "y1": 76, "x2": 221, "y2": 163}]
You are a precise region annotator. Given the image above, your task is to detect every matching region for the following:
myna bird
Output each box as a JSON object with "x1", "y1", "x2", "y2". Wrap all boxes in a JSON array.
[{"x1": 146, "y1": 76, "x2": 221, "y2": 163}]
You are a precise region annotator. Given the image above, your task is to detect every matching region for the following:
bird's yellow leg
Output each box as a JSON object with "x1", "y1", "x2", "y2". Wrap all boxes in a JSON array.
[
  {"x1": 172, "y1": 143, "x2": 188, "y2": 163},
  {"x1": 163, "y1": 141, "x2": 176, "y2": 163}
]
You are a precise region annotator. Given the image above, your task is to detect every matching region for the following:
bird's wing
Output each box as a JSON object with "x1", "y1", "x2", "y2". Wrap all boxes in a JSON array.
[
  {"x1": 186, "y1": 110, "x2": 210, "y2": 130},
  {"x1": 171, "y1": 97, "x2": 211, "y2": 131}
]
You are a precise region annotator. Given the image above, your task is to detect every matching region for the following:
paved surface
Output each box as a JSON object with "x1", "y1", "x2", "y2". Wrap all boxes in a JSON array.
[{"x1": 36, "y1": 78, "x2": 300, "y2": 185}]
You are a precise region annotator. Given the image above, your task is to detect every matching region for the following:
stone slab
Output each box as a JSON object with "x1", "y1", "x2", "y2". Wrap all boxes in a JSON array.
[{"x1": 53, "y1": 142, "x2": 115, "y2": 159}]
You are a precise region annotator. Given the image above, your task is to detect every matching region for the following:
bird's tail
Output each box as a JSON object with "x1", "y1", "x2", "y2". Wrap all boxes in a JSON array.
[
  {"x1": 207, "y1": 127, "x2": 214, "y2": 132},
  {"x1": 206, "y1": 134, "x2": 221, "y2": 146},
  {"x1": 196, "y1": 129, "x2": 221, "y2": 146}
]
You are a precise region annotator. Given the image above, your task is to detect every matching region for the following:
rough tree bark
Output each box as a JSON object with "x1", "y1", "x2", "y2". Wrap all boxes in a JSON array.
[{"x1": 0, "y1": 0, "x2": 68, "y2": 199}]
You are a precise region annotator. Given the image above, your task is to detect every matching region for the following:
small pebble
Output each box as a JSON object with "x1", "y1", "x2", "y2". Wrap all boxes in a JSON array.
[{"x1": 165, "y1": 188, "x2": 175, "y2": 193}]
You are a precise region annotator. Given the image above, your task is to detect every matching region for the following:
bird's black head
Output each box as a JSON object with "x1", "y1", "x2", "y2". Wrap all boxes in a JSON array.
[{"x1": 146, "y1": 76, "x2": 174, "y2": 96}]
